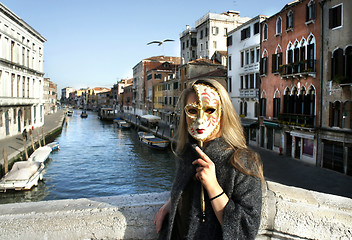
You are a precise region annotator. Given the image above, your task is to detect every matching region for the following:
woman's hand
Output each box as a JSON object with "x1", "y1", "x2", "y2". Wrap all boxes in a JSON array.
[
  {"x1": 154, "y1": 198, "x2": 171, "y2": 233},
  {"x1": 192, "y1": 146, "x2": 229, "y2": 225},
  {"x1": 192, "y1": 146, "x2": 219, "y2": 192}
]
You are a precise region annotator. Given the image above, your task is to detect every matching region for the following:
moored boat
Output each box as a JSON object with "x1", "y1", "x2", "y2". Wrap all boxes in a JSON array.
[
  {"x1": 0, "y1": 161, "x2": 44, "y2": 192},
  {"x1": 28, "y1": 146, "x2": 52, "y2": 164},
  {"x1": 80, "y1": 111, "x2": 88, "y2": 118},
  {"x1": 46, "y1": 142, "x2": 59, "y2": 151},
  {"x1": 138, "y1": 131, "x2": 169, "y2": 150},
  {"x1": 114, "y1": 118, "x2": 131, "y2": 129},
  {"x1": 67, "y1": 108, "x2": 74, "y2": 116}
]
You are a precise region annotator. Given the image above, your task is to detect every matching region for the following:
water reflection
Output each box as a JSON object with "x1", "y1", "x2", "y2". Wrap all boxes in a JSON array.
[{"x1": 0, "y1": 111, "x2": 176, "y2": 204}]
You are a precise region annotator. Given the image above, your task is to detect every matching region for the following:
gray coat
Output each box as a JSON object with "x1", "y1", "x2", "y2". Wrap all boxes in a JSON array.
[{"x1": 159, "y1": 137, "x2": 262, "y2": 240}]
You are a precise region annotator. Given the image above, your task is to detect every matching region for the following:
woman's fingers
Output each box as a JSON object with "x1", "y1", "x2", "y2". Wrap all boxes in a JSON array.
[{"x1": 195, "y1": 146, "x2": 212, "y2": 162}]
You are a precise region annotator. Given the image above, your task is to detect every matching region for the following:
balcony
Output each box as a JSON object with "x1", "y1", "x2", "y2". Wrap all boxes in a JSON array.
[
  {"x1": 239, "y1": 89, "x2": 259, "y2": 99},
  {"x1": 279, "y1": 60, "x2": 316, "y2": 79},
  {"x1": 278, "y1": 113, "x2": 315, "y2": 128}
]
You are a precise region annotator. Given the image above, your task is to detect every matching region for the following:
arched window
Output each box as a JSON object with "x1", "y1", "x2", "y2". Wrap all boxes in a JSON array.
[
  {"x1": 260, "y1": 91, "x2": 267, "y2": 117},
  {"x1": 307, "y1": 35, "x2": 316, "y2": 71},
  {"x1": 344, "y1": 46, "x2": 352, "y2": 83},
  {"x1": 276, "y1": 17, "x2": 282, "y2": 35},
  {"x1": 286, "y1": 10, "x2": 294, "y2": 29},
  {"x1": 273, "y1": 90, "x2": 281, "y2": 118},
  {"x1": 330, "y1": 101, "x2": 342, "y2": 127},
  {"x1": 300, "y1": 38, "x2": 307, "y2": 71},
  {"x1": 331, "y1": 48, "x2": 345, "y2": 81},
  {"x1": 342, "y1": 101, "x2": 352, "y2": 129},
  {"x1": 306, "y1": 0, "x2": 316, "y2": 22},
  {"x1": 263, "y1": 23, "x2": 268, "y2": 41},
  {"x1": 283, "y1": 88, "x2": 290, "y2": 113},
  {"x1": 298, "y1": 86, "x2": 306, "y2": 115},
  {"x1": 260, "y1": 50, "x2": 268, "y2": 75},
  {"x1": 287, "y1": 42, "x2": 294, "y2": 74},
  {"x1": 272, "y1": 45, "x2": 282, "y2": 73},
  {"x1": 293, "y1": 41, "x2": 300, "y2": 73},
  {"x1": 290, "y1": 87, "x2": 298, "y2": 114}
]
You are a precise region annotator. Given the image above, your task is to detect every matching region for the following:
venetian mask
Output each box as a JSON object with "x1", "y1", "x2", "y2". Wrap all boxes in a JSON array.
[{"x1": 184, "y1": 83, "x2": 222, "y2": 142}]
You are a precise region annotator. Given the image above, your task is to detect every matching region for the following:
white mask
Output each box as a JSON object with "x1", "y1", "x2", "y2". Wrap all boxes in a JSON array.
[{"x1": 184, "y1": 84, "x2": 222, "y2": 142}]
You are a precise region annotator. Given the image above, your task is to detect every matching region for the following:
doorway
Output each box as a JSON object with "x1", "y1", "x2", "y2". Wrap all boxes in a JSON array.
[
  {"x1": 295, "y1": 137, "x2": 301, "y2": 159},
  {"x1": 286, "y1": 133, "x2": 292, "y2": 157}
]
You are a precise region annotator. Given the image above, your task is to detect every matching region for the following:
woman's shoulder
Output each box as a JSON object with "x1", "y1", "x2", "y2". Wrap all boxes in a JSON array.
[{"x1": 233, "y1": 147, "x2": 262, "y2": 172}]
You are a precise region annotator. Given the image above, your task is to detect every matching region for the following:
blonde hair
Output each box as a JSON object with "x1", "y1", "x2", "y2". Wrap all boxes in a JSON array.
[{"x1": 174, "y1": 79, "x2": 264, "y2": 182}]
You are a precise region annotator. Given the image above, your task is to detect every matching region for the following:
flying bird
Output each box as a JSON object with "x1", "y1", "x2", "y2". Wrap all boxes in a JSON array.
[{"x1": 147, "y1": 39, "x2": 175, "y2": 46}]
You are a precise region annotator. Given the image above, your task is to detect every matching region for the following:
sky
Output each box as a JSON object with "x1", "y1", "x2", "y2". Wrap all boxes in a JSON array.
[{"x1": 1, "y1": 0, "x2": 290, "y2": 96}]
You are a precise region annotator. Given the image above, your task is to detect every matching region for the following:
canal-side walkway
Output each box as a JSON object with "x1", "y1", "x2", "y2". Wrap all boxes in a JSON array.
[{"x1": 0, "y1": 109, "x2": 65, "y2": 174}]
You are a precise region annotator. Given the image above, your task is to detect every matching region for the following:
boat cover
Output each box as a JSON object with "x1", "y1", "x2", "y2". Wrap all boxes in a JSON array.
[{"x1": 3, "y1": 162, "x2": 41, "y2": 181}]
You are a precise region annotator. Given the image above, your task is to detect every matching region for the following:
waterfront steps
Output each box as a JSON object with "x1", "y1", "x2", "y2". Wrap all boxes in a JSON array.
[{"x1": 0, "y1": 181, "x2": 351, "y2": 240}]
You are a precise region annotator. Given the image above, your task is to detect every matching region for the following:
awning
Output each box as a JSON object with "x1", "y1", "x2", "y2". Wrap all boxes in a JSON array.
[
  {"x1": 241, "y1": 119, "x2": 258, "y2": 127},
  {"x1": 141, "y1": 114, "x2": 161, "y2": 122},
  {"x1": 290, "y1": 130, "x2": 315, "y2": 140},
  {"x1": 263, "y1": 120, "x2": 280, "y2": 128}
]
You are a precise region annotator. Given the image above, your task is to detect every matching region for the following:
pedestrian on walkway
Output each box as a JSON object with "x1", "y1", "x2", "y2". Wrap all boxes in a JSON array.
[
  {"x1": 22, "y1": 128, "x2": 27, "y2": 141},
  {"x1": 154, "y1": 79, "x2": 264, "y2": 239}
]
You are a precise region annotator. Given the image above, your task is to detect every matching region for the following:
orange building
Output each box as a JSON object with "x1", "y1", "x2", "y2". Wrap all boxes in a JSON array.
[{"x1": 259, "y1": 0, "x2": 321, "y2": 164}]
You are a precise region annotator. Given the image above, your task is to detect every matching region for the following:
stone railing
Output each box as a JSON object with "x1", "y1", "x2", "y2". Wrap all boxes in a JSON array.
[{"x1": 0, "y1": 181, "x2": 351, "y2": 240}]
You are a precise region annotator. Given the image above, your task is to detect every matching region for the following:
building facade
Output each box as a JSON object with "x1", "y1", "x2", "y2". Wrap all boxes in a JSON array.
[
  {"x1": 132, "y1": 56, "x2": 180, "y2": 116},
  {"x1": 319, "y1": 0, "x2": 352, "y2": 175},
  {"x1": 259, "y1": 0, "x2": 321, "y2": 165},
  {"x1": 0, "y1": 3, "x2": 46, "y2": 140},
  {"x1": 227, "y1": 15, "x2": 268, "y2": 145},
  {"x1": 180, "y1": 11, "x2": 250, "y2": 66},
  {"x1": 43, "y1": 78, "x2": 57, "y2": 114}
]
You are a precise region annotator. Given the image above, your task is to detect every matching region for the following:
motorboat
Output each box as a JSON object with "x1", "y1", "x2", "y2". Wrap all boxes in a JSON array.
[
  {"x1": 67, "y1": 108, "x2": 74, "y2": 116},
  {"x1": 80, "y1": 111, "x2": 88, "y2": 118},
  {"x1": 138, "y1": 131, "x2": 169, "y2": 150},
  {"x1": 113, "y1": 118, "x2": 131, "y2": 129},
  {"x1": 46, "y1": 142, "x2": 59, "y2": 151},
  {"x1": 0, "y1": 161, "x2": 44, "y2": 192},
  {"x1": 98, "y1": 108, "x2": 118, "y2": 121},
  {"x1": 28, "y1": 146, "x2": 52, "y2": 164}
]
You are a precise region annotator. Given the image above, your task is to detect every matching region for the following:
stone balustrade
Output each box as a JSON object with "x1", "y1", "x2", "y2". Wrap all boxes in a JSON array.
[{"x1": 0, "y1": 181, "x2": 351, "y2": 240}]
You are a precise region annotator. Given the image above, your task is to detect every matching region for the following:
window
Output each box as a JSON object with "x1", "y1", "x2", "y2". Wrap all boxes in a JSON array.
[
  {"x1": 154, "y1": 74, "x2": 162, "y2": 79},
  {"x1": 205, "y1": 28, "x2": 208, "y2": 37},
  {"x1": 191, "y1": 38, "x2": 197, "y2": 46},
  {"x1": 303, "y1": 139, "x2": 313, "y2": 156},
  {"x1": 263, "y1": 24, "x2": 268, "y2": 41},
  {"x1": 250, "y1": 49, "x2": 255, "y2": 64},
  {"x1": 227, "y1": 36, "x2": 232, "y2": 46},
  {"x1": 276, "y1": 17, "x2": 282, "y2": 35},
  {"x1": 260, "y1": 56, "x2": 268, "y2": 75},
  {"x1": 212, "y1": 26, "x2": 219, "y2": 35},
  {"x1": 286, "y1": 10, "x2": 294, "y2": 30},
  {"x1": 272, "y1": 52, "x2": 282, "y2": 73},
  {"x1": 182, "y1": 42, "x2": 185, "y2": 50},
  {"x1": 240, "y1": 76, "x2": 244, "y2": 89},
  {"x1": 246, "y1": 51, "x2": 249, "y2": 65},
  {"x1": 228, "y1": 77, "x2": 232, "y2": 93},
  {"x1": 306, "y1": 0, "x2": 316, "y2": 22},
  {"x1": 213, "y1": 41, "x2": 217, "y2": 49},
  {"x1": 250, "y1": 74, "x2": 255, "y2": 89},
  {"x1": 200, "y1": 30, "x2": 203, "y2": 39},
  {"x1": 186, "y1": 40, "x2": 189, "y2": 48},
  {"x1": 329, "y1": 101, "x2": 342, "y2": 127},
  {"x1": 228, "y1": 56, "x2": 232, "y2": 71},
  {"x1": 241, "y1": 52, "x2": 244, "y2": 67},
  {"x1": 273, "y1": 97, "x2": 280, "y2": 118},
  {"x1": 256, "y1": 48, "x2": 260, "y2": 62},
  {"x1": 241, "y1": 27, "x2": 250, "y2": 40},
  {"x1": 254, "y1": 22, "x2": 259, "y2": 35},
  {"x1": 224, "y1": 27, "x2": 228, "y2": 36},
  {"x1": 260, "y1": 98, "x2": 267, "y2": 116},
  {"x1": 331, "y1": 48, "x2": 344, "y2": 80},
  {"x1": 147, "y1": 74, "x2": 153, "y2": 80},
  {"x1": 329, "y1": 4, "x2": 342, "y2": 29}
]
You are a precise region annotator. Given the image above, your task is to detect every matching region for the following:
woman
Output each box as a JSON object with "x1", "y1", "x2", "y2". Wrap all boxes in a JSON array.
[{"x1": 154, "y1": 79, "x2": 264, "y2": 240}]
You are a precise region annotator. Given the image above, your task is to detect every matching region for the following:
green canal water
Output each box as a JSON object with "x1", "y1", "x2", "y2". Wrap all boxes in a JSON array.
[{"x1": 0, "y1": 111, "x2": 176, "y2": 204}]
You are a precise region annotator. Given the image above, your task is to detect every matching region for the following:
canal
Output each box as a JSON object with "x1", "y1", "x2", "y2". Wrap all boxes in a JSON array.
[{"x1": 0, "y1": 111, "x2": 176, "y2": 204}]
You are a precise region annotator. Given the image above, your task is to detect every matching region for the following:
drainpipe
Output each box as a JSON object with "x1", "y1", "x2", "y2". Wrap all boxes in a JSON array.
[{"x1": 318, "y1": 0, "x2": 326, "y2": 168}]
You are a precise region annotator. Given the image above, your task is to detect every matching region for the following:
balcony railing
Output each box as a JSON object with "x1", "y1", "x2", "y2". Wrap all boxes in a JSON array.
[
  {"x1": 239, "y1": 89, "x2": 259, "y2": 98},
  {"x1": 278, "y1": 113, "x2": 315, "y2": 128},
  {"x1": 279, "y1": 60, "x2": 316, "y2": 78}
]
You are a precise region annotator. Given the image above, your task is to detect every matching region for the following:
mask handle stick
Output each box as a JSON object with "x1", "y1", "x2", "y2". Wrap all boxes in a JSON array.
[{"x1": 199, "y1": 140, "x2": 206, "y2": 223}]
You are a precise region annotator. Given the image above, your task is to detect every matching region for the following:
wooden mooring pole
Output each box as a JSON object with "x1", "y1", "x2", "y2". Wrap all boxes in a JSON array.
[
  {"x1": 30, "y1": 129, "x2": 35, "y2": 151},
  {"x1": 3, "y1": 148, "x2": 8, "y2": 174},
  {"x1": 42, "y1": 127, "x2": 46, "y2": 145},
  {"x1": 23, "y1": 138, "x2": 28, "y2": 160}
]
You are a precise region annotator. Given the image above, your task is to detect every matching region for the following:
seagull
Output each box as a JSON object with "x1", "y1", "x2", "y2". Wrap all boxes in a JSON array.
[{"x1": 147, "y1": 39, "x2": 175, "y2": 46}]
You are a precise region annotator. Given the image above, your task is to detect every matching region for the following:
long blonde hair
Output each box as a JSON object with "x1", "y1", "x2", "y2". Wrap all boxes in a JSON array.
[{"x1": 175, "y1": 79, "x2": 264, "y2": 182}]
